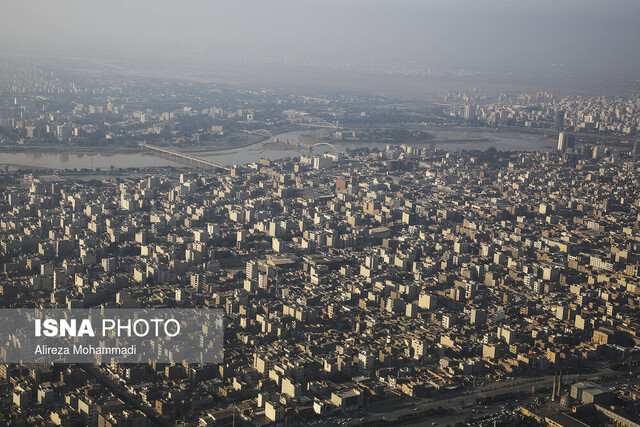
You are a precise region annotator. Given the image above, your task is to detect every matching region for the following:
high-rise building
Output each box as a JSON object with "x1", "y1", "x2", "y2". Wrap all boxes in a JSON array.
[
  {"x1": 470, "y1": 308, "x2": 486, "y2": 325},
  {"x1": 463, "y1": 105, "x2": 476, "y2": 121},
  {"x1": 246, "y1": 260, "x2": 259, "y2": 281},
  {"x1": 56, "y1": 124, "x2": 72, "y2": 141},
  {"x1": 557, "y1": 132, "x2": 575, "y2": 152},
  {"x1": 554, "y1": 110, "x2": 565, "y2": 130},
  {"x1": 592, "y1": 145, "x2": 604, "y2": 159},
  {"x1": 418, "y1": 293, "x2": 437, "y2": 309},
  {"x1": 101, "y1": 258, "x2": 115, "y2": 273}
]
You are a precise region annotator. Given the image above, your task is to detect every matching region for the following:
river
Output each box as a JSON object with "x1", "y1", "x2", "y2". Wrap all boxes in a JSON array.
[{"x1": 0, "y1": 129, "x2": 554, "y2": 171}]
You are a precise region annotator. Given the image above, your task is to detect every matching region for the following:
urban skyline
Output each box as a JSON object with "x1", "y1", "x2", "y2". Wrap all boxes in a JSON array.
[{"x1": 1, "y1": 2, "x2": 640, "y2": 427}]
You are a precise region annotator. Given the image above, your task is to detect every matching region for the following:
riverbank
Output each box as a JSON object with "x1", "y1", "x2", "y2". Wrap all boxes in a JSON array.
[
  {"x1": 0, "y1": 139, "x2": 265, "y2": 156},
  {"x1": 0, "y1": 145, "x2": 142, "y2": 155}
]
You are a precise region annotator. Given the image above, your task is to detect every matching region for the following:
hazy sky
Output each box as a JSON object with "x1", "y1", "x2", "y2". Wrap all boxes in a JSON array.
[{"x1": 2, "y1": 0, "x2": 640, "y2": 81}]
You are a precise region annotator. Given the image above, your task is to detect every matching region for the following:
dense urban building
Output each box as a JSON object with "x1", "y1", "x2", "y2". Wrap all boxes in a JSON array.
[
  {"x1": 0, "y1": 31, "x2": 640, "y2": 425},
  {"x1": 1, "y1": 131, "x2": 640, "y2": 425}
]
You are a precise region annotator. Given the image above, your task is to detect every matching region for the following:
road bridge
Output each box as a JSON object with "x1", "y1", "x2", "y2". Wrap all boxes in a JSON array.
[
  {"x1": 245, "y1": 130, "x2": 345, "y2": 155},
  {"x1": 139, "y1": 143, "x2": 230, "y2": 171}
]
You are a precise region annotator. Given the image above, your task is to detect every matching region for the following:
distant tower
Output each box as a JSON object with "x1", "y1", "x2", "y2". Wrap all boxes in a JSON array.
[
  {"x1": 558, "y1": 371, "x2": 563, "y2": 400},
  {"x1": 554, "y1": 110, "x2": 565, "y2": 131},
  {"x1": 552, "y1": 371, "x2": 562, "y2": 401},
  {"x1": 463, "y1": 105, "x2": 476, "y2": 121}
]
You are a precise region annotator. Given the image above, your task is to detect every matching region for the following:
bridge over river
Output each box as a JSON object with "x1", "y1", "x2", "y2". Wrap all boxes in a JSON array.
[{"x1": 139, "y1": 143, "x2": 230, "y2": 171}]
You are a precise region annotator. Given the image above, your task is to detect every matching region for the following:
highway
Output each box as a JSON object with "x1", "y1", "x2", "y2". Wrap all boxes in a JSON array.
[{"x1": 318, "y1": 365, "x2": 640, "y2": 426}]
